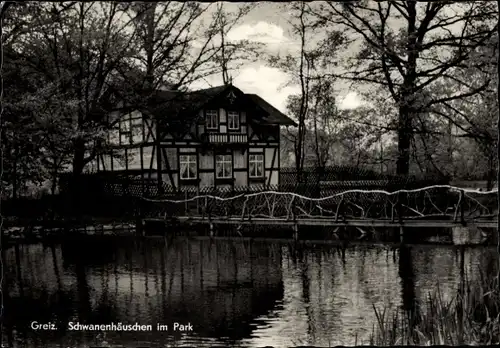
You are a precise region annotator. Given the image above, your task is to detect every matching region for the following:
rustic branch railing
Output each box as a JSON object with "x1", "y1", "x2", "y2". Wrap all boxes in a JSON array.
[
  {"x1": 51, "y1": 173, "x2": 497, "y2": 226},
  {"x1": 139, "y1": 185, "x2": 498, "y2": 224}
]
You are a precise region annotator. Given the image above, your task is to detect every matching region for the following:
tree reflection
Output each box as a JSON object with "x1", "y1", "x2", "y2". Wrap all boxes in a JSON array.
[{"x1": 398, "y1": 243, "x2": 421, "y2": 332}]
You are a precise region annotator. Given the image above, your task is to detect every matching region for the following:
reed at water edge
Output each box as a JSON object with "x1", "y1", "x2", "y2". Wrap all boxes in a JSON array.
[{"x1": 369, "y1": 271, "x2": 500, "y2": 346}]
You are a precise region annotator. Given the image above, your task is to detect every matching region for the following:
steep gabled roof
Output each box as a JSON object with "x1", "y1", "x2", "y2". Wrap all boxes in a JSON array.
[
  {"x1": 105, "y1": 84, "x2": 297, "y2": 132},
  {"x1": 145, "y1": 85, "x2": 231, "y2": 135},
  {"x1": 148, "y1": 85, "x2": 228, "y2": 121},
  {"x1": 245, "y1": 94, "x2": 297, "y2": 127}
]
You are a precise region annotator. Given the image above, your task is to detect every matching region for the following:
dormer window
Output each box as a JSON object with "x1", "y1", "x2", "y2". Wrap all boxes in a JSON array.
[
  {"x1": 227, "y1": 111, "x2": 240, "y2": 130},
  {"x1": 206, "y1": 110, "x2": 218, "y2": 130}
]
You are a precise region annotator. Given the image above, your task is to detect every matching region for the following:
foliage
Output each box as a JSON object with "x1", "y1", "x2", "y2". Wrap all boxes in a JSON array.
[
  {"x1": 281, "y1": 92, "x2": 399, "y2": 172},
  {"x1": 1, "y1": 1, "x2": 498, "y2": 195},
  {"x1": 278, "y1": 1, "x2": 498, "y2": 180},
  {"x1": 304, "y1": 1, "x2": 498, "y2": 175},
  {"x1": 1, "y1": 1, "x2": 254, "y2": 196},
  {"x1": 3, "y1": 81, "x2": 78, "y2": 194},
  {"x1": 369, "y1": 274, "x2": 500, "y2": 345},
  {"x1": 269, "y1": 2, "x2": 344, "y2": 172}
]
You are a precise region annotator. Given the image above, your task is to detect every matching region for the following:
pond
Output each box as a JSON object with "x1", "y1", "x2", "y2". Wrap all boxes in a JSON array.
[{"x1": 3, "y1": 236, "x2": 498, "y2": 347}]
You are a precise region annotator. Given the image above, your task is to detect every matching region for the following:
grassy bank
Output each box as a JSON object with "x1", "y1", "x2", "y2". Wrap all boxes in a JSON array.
[{"x1": 369, "y1": 272, "x2": 499, "y2": 345}]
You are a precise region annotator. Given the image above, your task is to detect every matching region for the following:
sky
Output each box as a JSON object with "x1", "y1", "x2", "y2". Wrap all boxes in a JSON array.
[
  {"x1": 189, "y1": 2, "x2": 363, "y2": 114},
  {"x1": 187, "y1": 1, "x2": 476, "y2": 115}
]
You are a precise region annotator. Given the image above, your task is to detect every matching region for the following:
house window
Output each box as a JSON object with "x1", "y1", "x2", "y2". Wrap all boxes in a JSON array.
[
  {"x1": 131, "y1": 117, "x2": 143, "y2": 143},
  {"x1": 109, "y1": 127, "x2": 119, "y2": 145},
  {"x1": 120, "y1": 118, "x2": 131, "y2": 131},
  {"x1": 249, "y1": 154, "x2": 264, "y2": 178},
  {"x1": 119, "y1": 115, "x2": 142, "y2": 145},
  {"x1": 180, "y1": 155, "x2": 197, "y2": 180},
  {"x1": 216, "y1": 154, "x2": 232, "y2": 179},
  {"x1": 120, "y1": 133, "x2": 130, "y2": 145},
  {"x1": 227, "y1": 111, "x2": 240, "y2": 130},
  {"x1": 206, "y1": 110, "x2": 218, "y2": 129},
  {"x1": 119, "y1": 118, "x2": 131, "y2": 145}
]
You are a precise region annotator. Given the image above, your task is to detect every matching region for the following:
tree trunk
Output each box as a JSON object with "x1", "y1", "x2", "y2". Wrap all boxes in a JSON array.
[
  {"x1": 295, "y1": 1, "x2": 308, "y2": 182},
  {"x1": 396, "y1": 2, "x2": 418, "y2": 177},
  {"x1": 496, "y1": 0, "x2": 500, "y2": 286},
  {"x1": 51, "y1": 170, "x2": 58, "y2": 195},
  {"x1": 71, "y1": 139, "x2": 86, "y2": 217},
  {"x1": 141, "y1": 4, "x2": 163, "y2": 193},
  {"x1": 12, "y1": 145, "x2": 18, "y2": 200},
  {"x1": 51, "y1": 155, "x2": 58, "y2": 195},
  {"x1": 72, "y1": 140, "x2": 86, "y2": 176},
  {"x1": 144, "y1": 3, "x2": 156, "y2": 91},
  {"x1": 313, "y1": 114, "x2": 323, "y2": 170},
  {"x1": 486, "y1": 153, "x2": 495, "y2": 191},
  {"x1": 396, "y1": 104, "x2": 412, "y2": 176}
]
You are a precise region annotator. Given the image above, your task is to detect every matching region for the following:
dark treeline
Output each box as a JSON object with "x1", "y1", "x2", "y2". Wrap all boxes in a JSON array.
[
  {"x1": 1, "y1": 1, "x2": 258, "y2": 199},
  {"x1": 274, "y1": 2, "x2": 498, "y2": 189},
  {"x1": 1, "y1": 1, "x2": 499, "y2": 200}
]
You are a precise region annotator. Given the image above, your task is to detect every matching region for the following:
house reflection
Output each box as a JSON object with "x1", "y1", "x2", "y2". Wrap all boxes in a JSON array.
[
  {"x1": 4, "y1": 239, "x2": 498, "y2": 348},
  {"x1": 4, "y1": 238, "x2": 284, "y2": 347}
]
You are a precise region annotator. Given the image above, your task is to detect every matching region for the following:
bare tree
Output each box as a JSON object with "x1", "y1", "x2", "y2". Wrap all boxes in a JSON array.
[
  {"x1": 496, "y1": 0, "x2": 499, "y2": 284},
  {"x1": 4, "y1": 2, "x2": 141, "y2": 176},
  {"x1": 308, "y1": 79, "x2": 339, "y2": 168},
  {"x1": 307, "y1": 1, "x2": 498, "y2": 175},
  {"x1": 286, "y1": 79, "x2": 341, "y2": 169},
  {"x1": 122, "y1": 2, "x2": 257, "y2": 94},
  {"x1": 269, "y1": 2, "x2": 342, "y2": 177},
  {"x1": 125, "y1": 2, "x2": 217, "y2": 94},
  {"x1": 212, "y1": 3, "x2": 258, "y2": 85},
  {"x1": 4, "y1": 1, "x2": 255, "y2": 182}
]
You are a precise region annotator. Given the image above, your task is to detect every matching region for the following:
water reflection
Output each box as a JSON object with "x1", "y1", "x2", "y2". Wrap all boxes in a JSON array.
[
  {"x1": 3, "y1": 237, "x2": 498, "y2": 347},
  {"x1": 398, "y1": 245, "x2": 421, "y2": 328}
]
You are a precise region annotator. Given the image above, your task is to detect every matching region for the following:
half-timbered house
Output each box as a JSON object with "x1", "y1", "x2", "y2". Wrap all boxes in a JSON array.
[{"x1": 95, "y1": 84, "x2": 297, "y2": 191}]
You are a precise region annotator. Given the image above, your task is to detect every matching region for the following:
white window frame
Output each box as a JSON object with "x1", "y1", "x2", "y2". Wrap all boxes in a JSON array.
[
  {"x1": 120, "y1": 133, "x2": 130, "y2": 145},
  {"x1": 227, "y1": 111, "x2": 240, "y2": 130},
  {"x1": 130, "y1": 117, "x2": 143, "y2": 144},
  {"x1": 216, "y1": 154, "x2": 232, "y2": 179},
  {"x1": 120, "y1": 118, "x2": 131, "y2": 132},
  {"x1": 119, "y1": 118, "x2": 132, "y2": 145},
  {"x1": 249, "y1": 154, "x2": 264, "y2": 178},
  {"x1": 179, "y1": 154, "x2": 197, "y2": 180},
  {"x1": 206, "y1": 110, "x2": 218, "y2": 130},
  {"x1": 109, "y1": 127, "x2": 120, "y2": 145},
  {"x1": 119, "y1": 115, "x2": 143, "y2": 145}
]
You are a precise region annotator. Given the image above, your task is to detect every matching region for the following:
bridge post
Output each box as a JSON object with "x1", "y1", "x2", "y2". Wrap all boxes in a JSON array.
[
  {"x1": 209, "y1": 222, "x2": 214, "y2": 238},
  {"x1": 196, "y1": 186, "x2": 200, "y2": 214},
  {"x1": 135, "y1": 218, "x2": 144, "y2": 236},
  {"x1": 293, "y1": 224, "x2": 299, "y2": 241},
  {"x1": 14, "y1": 244, "x2": 25, "y2": 297},
  {"x1": 335, "y1": 197, "x2": 344, "y2": 222},
  {"x1": 397, "y1": 192, "x2": 404, "y2": 224},
  {"x1": 459, "y1": 189, "x2": 465, "y2": 225},
  {"x1": 135, "y1": 199, "x2": 144, "y2": 236}
]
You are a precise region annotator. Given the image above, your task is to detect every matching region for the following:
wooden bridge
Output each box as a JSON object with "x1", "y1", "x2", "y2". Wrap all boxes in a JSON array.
[
  {"x1": 4, "y1": 176, "x2": 497, "y2": 245},
  {"x1": 57, "y1": 171, "x2": 498, "y2": 231},
  {"x1": 171, "y1": 216, "x2": 497, "y2": 229},
  {"x1": 138, "y1": 184, "x2": 498, "y2": 241}
]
